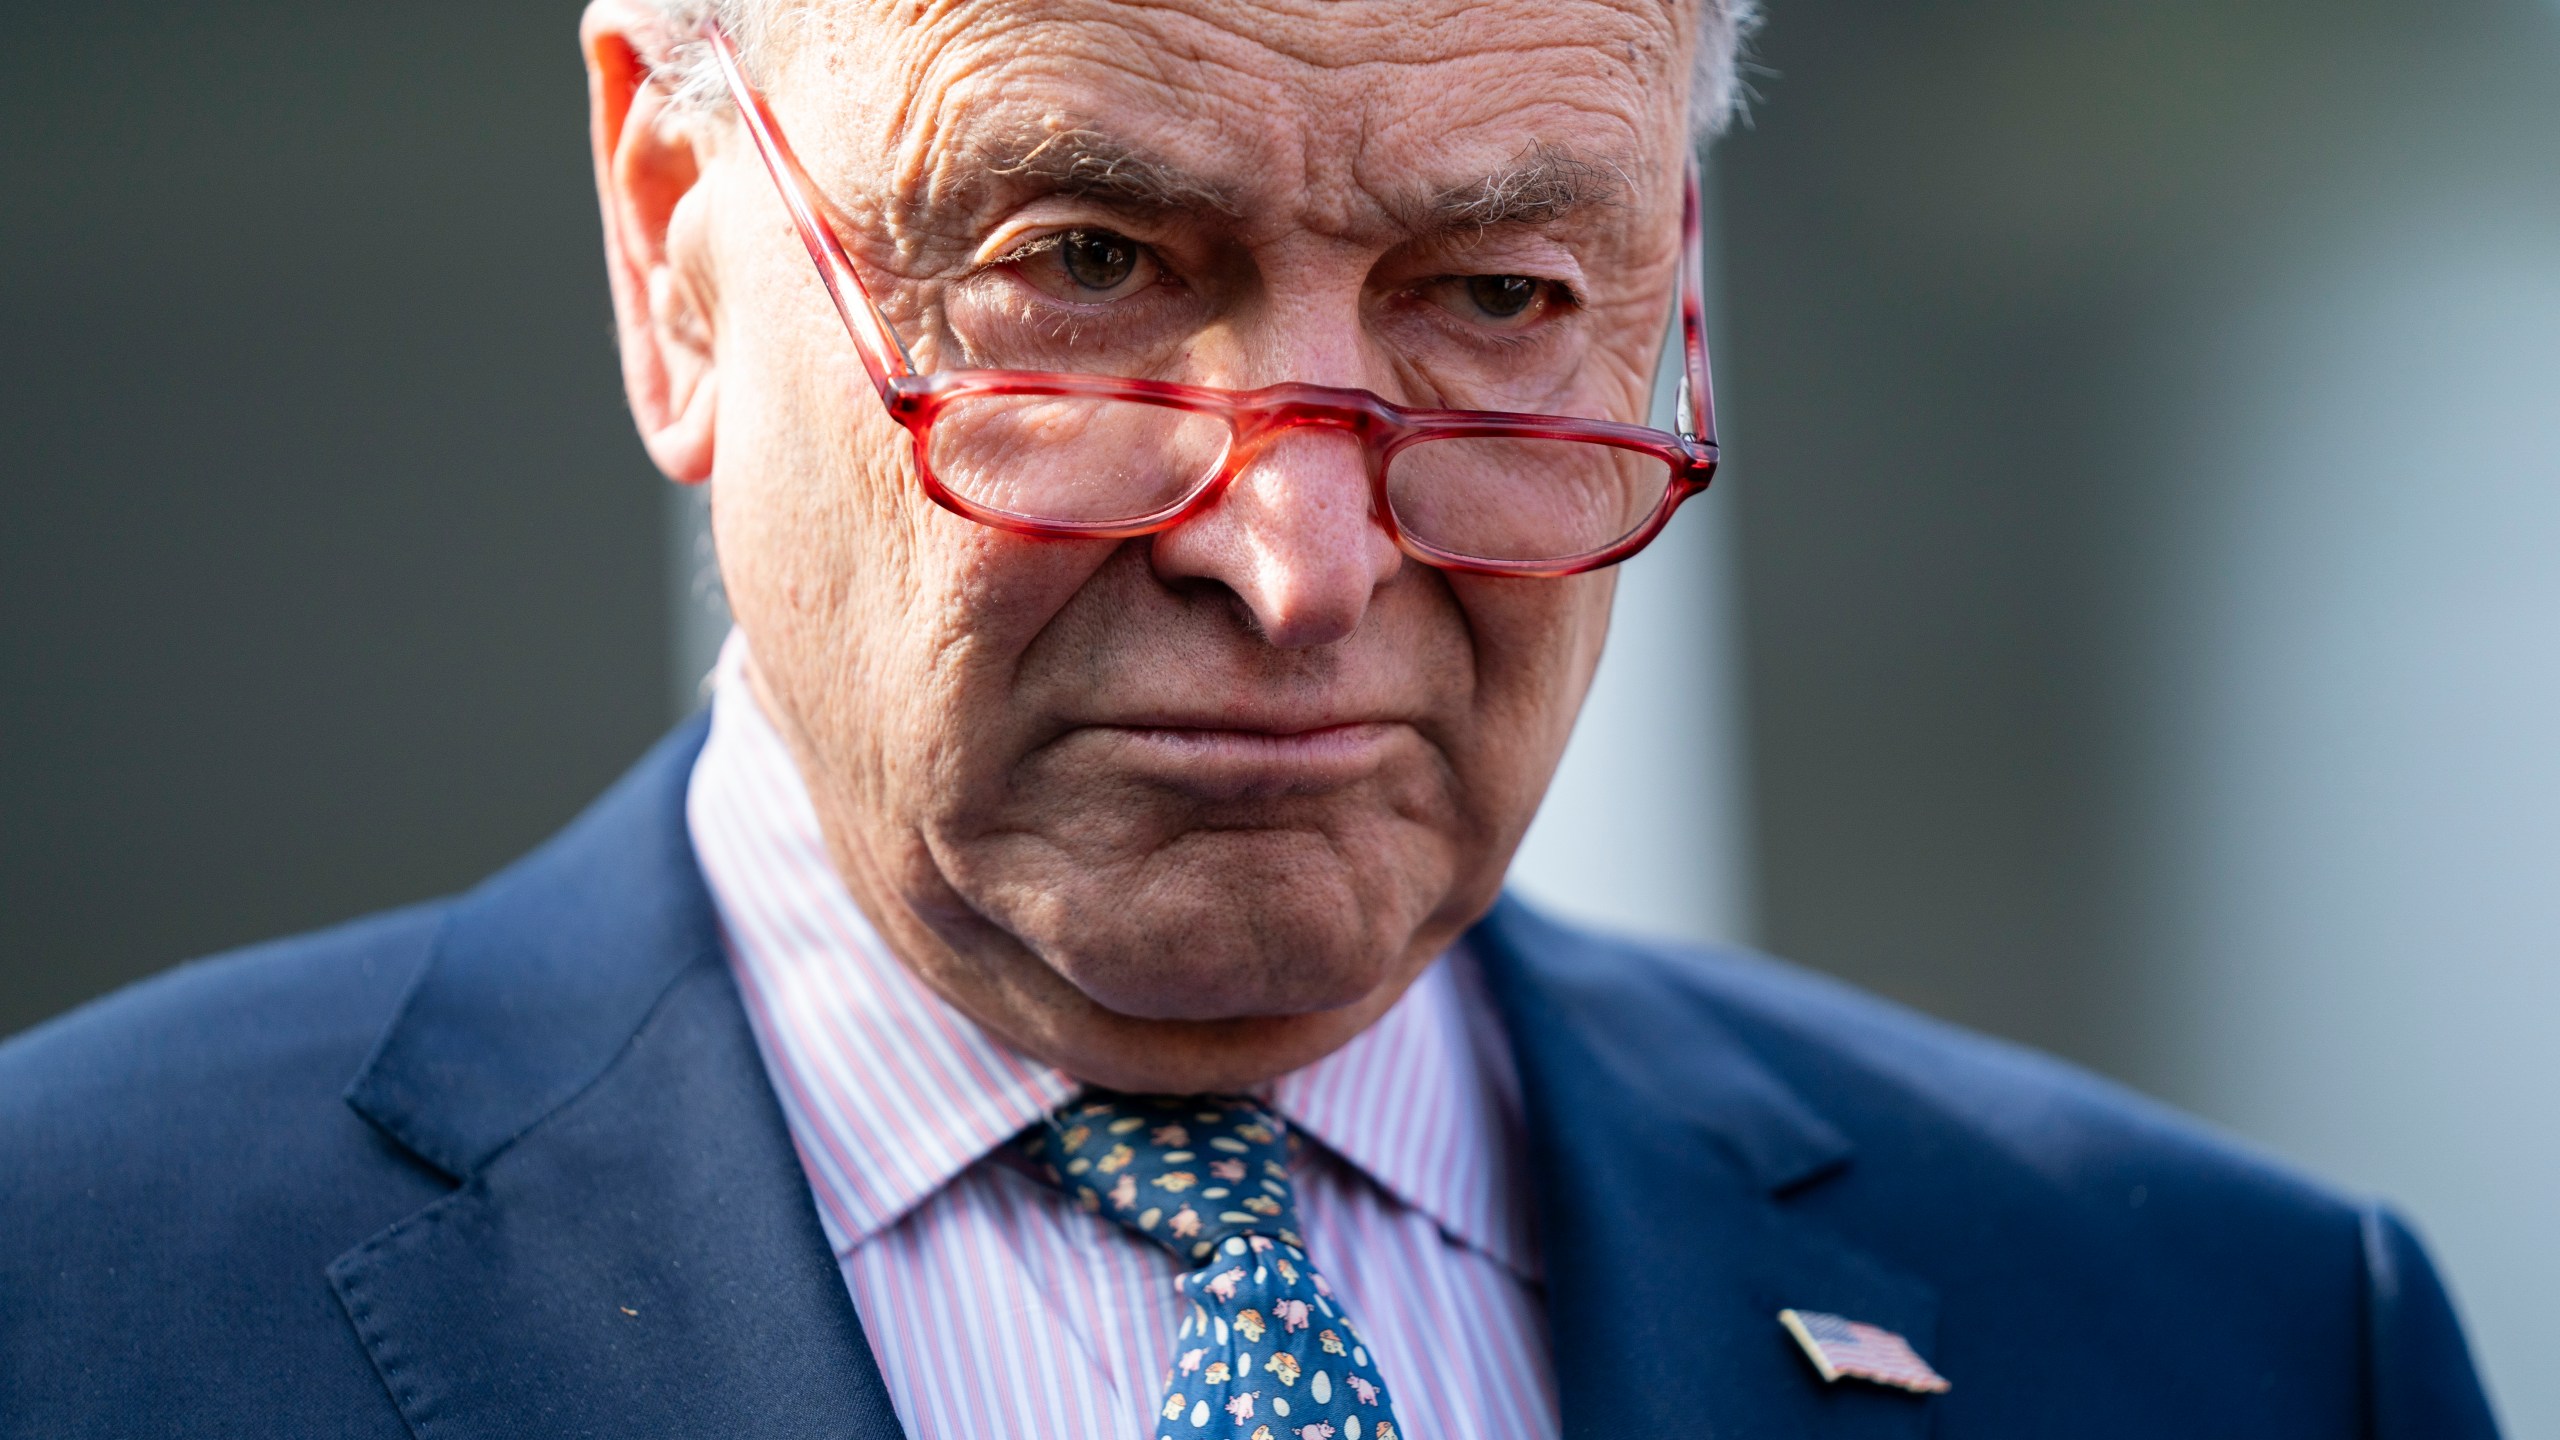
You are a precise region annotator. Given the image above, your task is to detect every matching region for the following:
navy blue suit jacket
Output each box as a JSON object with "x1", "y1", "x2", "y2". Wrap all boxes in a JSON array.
[{"x1": 2, "y1": 721, "x2": 2501, "y2": 1437}]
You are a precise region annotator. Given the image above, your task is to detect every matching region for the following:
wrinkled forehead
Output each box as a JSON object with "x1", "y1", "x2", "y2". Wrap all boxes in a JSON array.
[{"x1": 762, "y1": 0, "x2": 1695, "y2": 238}]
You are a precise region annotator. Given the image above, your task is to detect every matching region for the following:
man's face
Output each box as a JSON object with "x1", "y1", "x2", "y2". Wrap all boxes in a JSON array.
[{"x1": 591, "y1": 0, "x2": 1695, "y2": 1090}]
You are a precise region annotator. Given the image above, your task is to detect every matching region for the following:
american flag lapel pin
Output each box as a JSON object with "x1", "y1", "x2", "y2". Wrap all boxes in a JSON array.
[{"x1": 1779, "y1": 1308, "x2": 1952, "y2": 1395}]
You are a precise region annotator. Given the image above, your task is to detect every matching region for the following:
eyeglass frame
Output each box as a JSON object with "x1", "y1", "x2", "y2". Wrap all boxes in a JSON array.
[{"x1": 698, "y1": 20, "x2": 1721, "y2": 579}]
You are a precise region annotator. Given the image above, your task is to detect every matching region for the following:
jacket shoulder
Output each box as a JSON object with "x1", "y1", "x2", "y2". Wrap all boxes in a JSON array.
[
  {"x1": 1499, "y1": 899, "x2": 2326, "y2": 1206},
  {"x1": 0, "y1": 902, "x2": 444, "y2": 1133},
  {"x1": 1685, "y1": 942, "x2": 2256, "y2": 1165},
  {"x1": 1667, "y1": 935, "x2": 2499, "y2": 1436},
  {"x1": 0, "y1": 721, "x2": 717, "y2": 1439},
  {"x1": 0, "y1": 905, "x2": 455, "y2": 1437},
  {"x1": 0, "y1": 901, "x2": 457, "y2": 1226},
  {"x1": 1482, "y1": 899, "x2": 2500, "y2": 1437}
]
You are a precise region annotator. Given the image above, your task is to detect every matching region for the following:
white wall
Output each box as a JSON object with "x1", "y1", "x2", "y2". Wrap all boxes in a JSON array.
[
  {"x1": 2113, "y1": 196, "x2": 2560, "y2": 1436},
  {"x1": 1708, "y1": 6, "x2": 2556, "y2": 1426},
  {"x1": 669, "y1": 482, "x2": 726, "y2": 716}
]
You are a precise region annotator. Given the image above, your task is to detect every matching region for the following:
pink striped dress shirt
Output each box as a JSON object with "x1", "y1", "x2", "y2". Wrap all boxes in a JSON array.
[{"x1": 685, "y1": 637, "x2": 1560, "y2": 1440}]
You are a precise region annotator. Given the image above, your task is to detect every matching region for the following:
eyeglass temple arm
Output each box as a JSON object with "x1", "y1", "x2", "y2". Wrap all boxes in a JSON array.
[
  {"x1": 701, "y1": 21, "x2": 917, "y2": 399},
  {"x1": 1678, "y1": 153, "x2": 1719, "y2": 456}
]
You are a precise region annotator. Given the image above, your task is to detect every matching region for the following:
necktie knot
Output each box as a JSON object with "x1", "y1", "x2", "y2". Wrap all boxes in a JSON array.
[
  {"x1": 1026, "y1": 1091, "x2": 1408, "y2": 1440},
  {"x1": 1028, "y1": 1092, "x2": 1306, "y2": 1265}
]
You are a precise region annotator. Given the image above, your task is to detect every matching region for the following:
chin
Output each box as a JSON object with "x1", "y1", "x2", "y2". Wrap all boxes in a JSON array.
[
  {"x1": 1010, "y1": 868, "x2": 1437, "y2": 1024},
  {"x1": 1042, "y1": 916, "x2": 1396, "y2": 1022},
  {"x1": 941, "y1": 810, "x2": 1480, "y2": 1037}
]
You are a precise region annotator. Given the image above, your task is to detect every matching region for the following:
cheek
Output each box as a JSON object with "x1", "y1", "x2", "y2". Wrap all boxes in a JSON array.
[
  {"x1": 705, "y1": 247, "x2": 1124, "y2": 820},
  {"x1": 1445, "y1": 570, "x2": 1614, "y2": 799},
  {"x1": 710, "y1": 377, "x2": 904, "y2": 706},
  {"x1": 708, "y1": 217, "x2": 908, "y2": 634},
  {"x1": 743, "y1": 486, "x2": 1120, "y2": 805}
]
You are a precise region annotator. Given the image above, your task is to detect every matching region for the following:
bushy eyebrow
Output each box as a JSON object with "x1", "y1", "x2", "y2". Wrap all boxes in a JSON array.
[
  {"x1": 965, "y1": 131, "x2": 1629, "y2": 238},
  {"x1": 974, "y1": 128, "x2": 1246, "y2": 220},
  {"x1": 1412, "y1": 144, "x2": 1629, "y2": 235}
]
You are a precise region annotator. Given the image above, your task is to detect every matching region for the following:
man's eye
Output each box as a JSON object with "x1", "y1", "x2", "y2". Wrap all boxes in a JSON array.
[
  {"x1": 1061, "y1": 231, "x2": 1135, "y2": 291},
  {"x1": 1424, "y1": 273, "x2": 1567, "y2": 330},
  {"x1": 1467, "y1": 275, "x2": 1539, "y2": 319},
  {"x1": 1029, "y1": 228, "x2": 1162, "y2": 298}
]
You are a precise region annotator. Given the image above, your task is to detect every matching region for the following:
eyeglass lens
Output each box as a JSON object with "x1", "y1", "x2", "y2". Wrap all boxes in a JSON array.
[{"x1": 920, "y1": 389, "x2": 1675, "y2": 564}]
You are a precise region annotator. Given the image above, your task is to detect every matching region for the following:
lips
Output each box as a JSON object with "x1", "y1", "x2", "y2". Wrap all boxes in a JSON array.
[
  {"x1": 1104, "y1": 720, "x2": 1395, "y2": 752},
  {"x1": 1065, "y1": 721, "x2": 1409, "y2": 798}
]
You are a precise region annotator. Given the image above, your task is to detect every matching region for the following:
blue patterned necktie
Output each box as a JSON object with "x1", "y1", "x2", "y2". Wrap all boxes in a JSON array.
[{"x1": 1026, "y1": 1093, "x2": 1409, "y2": 1440}]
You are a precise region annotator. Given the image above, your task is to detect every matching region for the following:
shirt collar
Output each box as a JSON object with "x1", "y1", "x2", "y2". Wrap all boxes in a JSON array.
[
  {"x1": 1268, "y1": 948, "x2": 1542, "y2": 1279},
  {"x1": 688, "y1": 634, "x2": 1536, "y2": 1279}
]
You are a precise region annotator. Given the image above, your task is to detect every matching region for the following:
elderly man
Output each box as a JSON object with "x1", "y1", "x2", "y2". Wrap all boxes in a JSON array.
[{"x1": 0, "y1": 0, "x2": 2502, "y2": 1436}]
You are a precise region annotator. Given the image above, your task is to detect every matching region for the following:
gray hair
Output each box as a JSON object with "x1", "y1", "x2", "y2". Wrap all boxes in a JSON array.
[{"x1": 645, "y1": 0, "x2": 1760, "y2": 141}]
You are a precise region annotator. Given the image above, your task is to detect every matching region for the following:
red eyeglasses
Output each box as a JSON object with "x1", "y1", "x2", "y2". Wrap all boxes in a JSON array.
[{"x1": 701, "y1": 23, "x2": 1720, "y2": 578}]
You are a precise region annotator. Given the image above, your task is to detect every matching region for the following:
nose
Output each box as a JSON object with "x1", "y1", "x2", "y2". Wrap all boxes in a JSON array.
[{"x1": 1146, "y1": 425, "x2": 1404, "y2": 650}]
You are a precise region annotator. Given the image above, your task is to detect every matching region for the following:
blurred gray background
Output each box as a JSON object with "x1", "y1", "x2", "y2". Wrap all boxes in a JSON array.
[{"x1": 4, "y1": 1, "x2": 2552, "y2": 1432}]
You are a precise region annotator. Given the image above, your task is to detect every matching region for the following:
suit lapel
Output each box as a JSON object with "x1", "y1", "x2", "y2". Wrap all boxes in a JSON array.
[
  {"x1": 1473, "y1": 898, "x2": 1941, "y2": 1440},
  {"x1": 331, "y1": 720, "x2": 903, "y2": 1439}
]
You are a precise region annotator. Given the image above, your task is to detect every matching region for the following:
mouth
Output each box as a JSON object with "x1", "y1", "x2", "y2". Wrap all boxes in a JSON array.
[{"x1": 1069, "y1": 720, "x2": 1408, "y2": 797}]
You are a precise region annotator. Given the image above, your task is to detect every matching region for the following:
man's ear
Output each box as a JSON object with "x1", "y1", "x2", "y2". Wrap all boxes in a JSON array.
[{"x1": 584, "y1": 0, "x2": 717, "y2": 483}]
